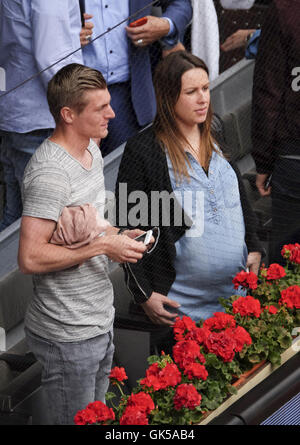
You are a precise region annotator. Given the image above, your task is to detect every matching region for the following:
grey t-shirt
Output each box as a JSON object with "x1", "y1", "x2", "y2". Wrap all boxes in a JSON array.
[{"x1": 22, "y1": 138, "x2": 114, "y2": 342}]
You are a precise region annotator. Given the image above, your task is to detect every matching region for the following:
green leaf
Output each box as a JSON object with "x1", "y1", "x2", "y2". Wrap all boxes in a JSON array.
[
  {"x1": 278, "y1": 334, "x2": 292, "y2": 349},
  {"x1": 253, "y1": 342, "x2": 267, "y2": 354},
  {"x1": 205, "y1": 353, "x2": 222, "y2": 369},
  {"x1": 188, "y1": 409, "x2": 204, "y2": 424},
  {"x1": 268, "y1": 350, "x2": 281, "y2": 366},
  {"x1": 105, "y1": 392, "x2": 116, "y2": 401},
  {"x1": 248, "y1": 354, "x2": 261, "y2": 363},
  {"x1": 147, "y1": 355, "x2": 160, "y2": 365},
  {"x1": 227, "y1": 384, "x2": 238, "y2": 395},
  {"x1": 294, "y1": 310, "x2": 300, "y2": 325},
  {"x1": 203, "y1": 398, "x2": 221, "y2": 411}
]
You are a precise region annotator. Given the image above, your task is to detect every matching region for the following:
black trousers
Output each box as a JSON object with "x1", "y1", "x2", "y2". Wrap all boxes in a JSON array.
[{"x1": 270, "y1": 158, "x2": 300, "y2": 264}]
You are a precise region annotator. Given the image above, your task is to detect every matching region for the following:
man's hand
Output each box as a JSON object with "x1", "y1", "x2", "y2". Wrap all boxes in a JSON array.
[
  {"x1": 122, "y1": 228, "x2": 145, "y2": 239},
  {"x1": 141, "y1": 292, "x2": 180, "y2": 326},
  {"x1": 80, "y1": 13, "x2": 94, "y2": 47},
  {"x1": 256, "y1": 173, "x2": 272, "y2": 197},
  {"x1": 100, "y1": 235, "x2": 147, "y2": 263},
  {"x1": 221, "y1": 29, "x2": 256, "y2": 52},
  {"x1": 126, "y1": 16, "x2": 170, "y2": 47},
  {"x1": 122, "y1": 228, "x2": 155, "y2": 245},
  {"x1": 246, "y1": 251, "x2": 262, "y2": 275}
]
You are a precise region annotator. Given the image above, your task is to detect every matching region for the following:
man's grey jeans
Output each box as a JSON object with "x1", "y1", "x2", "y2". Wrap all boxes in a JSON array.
[{"x1": 25, "y1": 327, "x2": 114, "y2": 425}]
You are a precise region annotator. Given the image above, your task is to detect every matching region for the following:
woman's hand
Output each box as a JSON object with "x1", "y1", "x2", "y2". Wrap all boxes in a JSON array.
[
  {"x1": 141, "y1": 291, "x2": 180, "y2": 326},
  {"x1": 246, "y1": 251, "x2": 262, "y2": 275}
]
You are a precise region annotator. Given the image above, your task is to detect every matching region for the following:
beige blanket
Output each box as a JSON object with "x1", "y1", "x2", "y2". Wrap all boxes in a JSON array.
[{"x1": 50, "y1": 204, "x2": 111, "y2": 249}]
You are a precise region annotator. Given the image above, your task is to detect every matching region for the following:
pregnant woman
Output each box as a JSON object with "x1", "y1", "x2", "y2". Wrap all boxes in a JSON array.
[{"x1": 115, "y1": 51, "x2": 263, "y2": 340}]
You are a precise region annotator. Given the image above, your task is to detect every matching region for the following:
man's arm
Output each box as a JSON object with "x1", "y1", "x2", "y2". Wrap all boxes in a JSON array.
[
  {"x1": 126, "y1": 0, "x2": 192, "y2": 48},
  {"x1": 18, "y1": 216, "x2": 147, "y2": 275},
  {"x1": 31, "y1": 0, "x2": 83, "y2": 89},
  {"x1": 251, "y1": 4, "x2": 285, "y2": 177},
  {"x1": 160, "y1": 0, "x2": 193, "y2": 39}
]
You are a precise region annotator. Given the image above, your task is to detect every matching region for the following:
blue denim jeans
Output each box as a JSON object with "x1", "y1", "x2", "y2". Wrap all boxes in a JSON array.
[
  {"x1": 25, "y1": 328, "x2": 114, "y2": 425},
  {"x1": 0, "y1": 129, "x2": 52, "y2": 231}
]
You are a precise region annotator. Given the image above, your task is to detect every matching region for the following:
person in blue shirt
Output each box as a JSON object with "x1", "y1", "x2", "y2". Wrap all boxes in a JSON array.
[
  {"x1": 0, "y1": 0, "x2": 85, "y2": 232},
  {"x1": 115, "y1": 52, "x2": 263, "y2": 339},
  {"x1": 82, "y1": 0, "x2": 193, "y2": 157}
]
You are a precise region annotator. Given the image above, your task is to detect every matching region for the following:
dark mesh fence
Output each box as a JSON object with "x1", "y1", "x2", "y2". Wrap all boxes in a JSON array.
[
  {"x1": 0, "y1": 1, "x2": 300, "y2": 426},
  {"x1": 0, "y1": 0, "x2": 299, "y2": 343}
]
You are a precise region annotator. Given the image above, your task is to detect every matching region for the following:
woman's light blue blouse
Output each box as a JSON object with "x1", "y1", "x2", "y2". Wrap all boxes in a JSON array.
[{"x1": 166, "y1": 148, "x2": 247, "y2": 322}]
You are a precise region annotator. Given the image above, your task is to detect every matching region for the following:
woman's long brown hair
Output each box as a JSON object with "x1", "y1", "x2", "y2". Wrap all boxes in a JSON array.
[{"x1": 153, "y1": 51, "x2": 216, "y2": 183}]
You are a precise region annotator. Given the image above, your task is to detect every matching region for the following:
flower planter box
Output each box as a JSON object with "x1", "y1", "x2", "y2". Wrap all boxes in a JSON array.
[
  {"x1": 75, "y1": 246, "x2": 300, "y2": 426},
  {"x1": 198, "y1": 336, "x2": 300, "y2": 425}
]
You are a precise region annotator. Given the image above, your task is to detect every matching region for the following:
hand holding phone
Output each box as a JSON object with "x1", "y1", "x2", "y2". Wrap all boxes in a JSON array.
[
  {"x1": 129, "y1": 17, "x2": 148, "y2": 28},
  {"x1": 134, "y1": 230, "x2": 153, "y2": 245},
  {"x1": 264, "y1": 174, "x2": 272, "y2": 191}
]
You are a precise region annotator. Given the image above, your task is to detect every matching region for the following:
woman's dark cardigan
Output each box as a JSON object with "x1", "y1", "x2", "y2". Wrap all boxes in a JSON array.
[{"x1": 115, "y1": 124, "x2": 263, "y2": 304}]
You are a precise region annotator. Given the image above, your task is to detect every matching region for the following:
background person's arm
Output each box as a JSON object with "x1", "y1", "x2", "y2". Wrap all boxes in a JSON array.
[
  {"x1": 126, "y1": 0, "x2": 192, "y2": 47},
  {"x1": 31, "y1": 0, "x2": 83, "y2": 89}
]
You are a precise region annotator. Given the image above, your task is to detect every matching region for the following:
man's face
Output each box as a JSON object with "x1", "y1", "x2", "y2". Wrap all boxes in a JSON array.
[{"x1": 72, "y1": 88, "x2": 115, "y2": 140}]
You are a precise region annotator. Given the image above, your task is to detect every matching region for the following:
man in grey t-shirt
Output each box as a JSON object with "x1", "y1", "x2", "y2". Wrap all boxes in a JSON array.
[{"x1": 18, "y1": 64, "x2": 147, "y2": 425}]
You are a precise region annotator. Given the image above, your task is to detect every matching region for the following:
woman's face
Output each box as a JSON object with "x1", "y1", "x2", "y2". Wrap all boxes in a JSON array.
[{"x1": 174, "y1": 68, "x2": 210, "y2": 129}]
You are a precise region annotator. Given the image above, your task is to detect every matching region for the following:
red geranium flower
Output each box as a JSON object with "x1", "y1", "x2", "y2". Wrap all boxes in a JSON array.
[
  {"x1": 266, "y1": 263, "x2": 286, "y2": 280},
  {"x1": 183, "y1": 363, "x2": 208, "y2": 381},
  {"x1": 120, "y1": 406, "x2": 149, "y2": 425},
  {"x1": 140, "y1": 363, "x2": 161, "y2": 391},
  {"x1": 232, "y1": 295, "x2": 261, "y2": 318},
  {"x1": 203, "y1": 312, "x2": 236, "y2": 331},
  {"x1": 173, "y1": 340, "x2": 206, "y2": 370},
  {"x1": 289, "y1": 244, "x2": 300, "y2": 264},
  {"x1": 126, "y1": 392, "x2": 155, "y2": 415},
  {"x1": 185, "y1": 326, "x2": 211, "y2": 345},
  {"x1": 279, "y1": 285, "x2": 300, "y2": 309},
  {"x1": 264, "y1": 305, "x2": 279, "y2": 314},
  {"x1": 226, "y1": 326, "x2": 252, "y2": 352},
  {"x1": 281, "y1": 243, "x2": 300, "y2": 264},
  {"x1": 109, "y1": 366, "x2": 128, "y2": 384},
  {"x1": 173, "y1": 316, "x2": 197, "y2": 341},
  {"x1": 74, "y1": 401, "x2": 115, "y2": 425},
  {"x1": 204, "y1": 330, "x2": 236, "y2": 362},
  {"x1": 159, "y1": 363, "x2": 182, "y2": 388},
  {"x1": 74, "y1": 408, "x2": 97, "y2": 425},
  {"x1": 140, "y1": 362, "x2": 181, "y2": 391},
  {"x1": 173, "y1": 384, "x2": 201, "y2": 411},
  {"x1": 233, "y1": 270, "x2": 258, "y2": 290}
]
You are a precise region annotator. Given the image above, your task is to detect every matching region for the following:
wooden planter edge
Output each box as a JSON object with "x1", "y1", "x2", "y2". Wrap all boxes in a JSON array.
[{"x1": 198, "y1": 335, "x2": 300, "y2": 425}]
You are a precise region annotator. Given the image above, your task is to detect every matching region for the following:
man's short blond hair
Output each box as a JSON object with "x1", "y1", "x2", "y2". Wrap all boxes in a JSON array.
[{"x1": 47, "y1": 63, "x2": 107, "y2": 124}]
